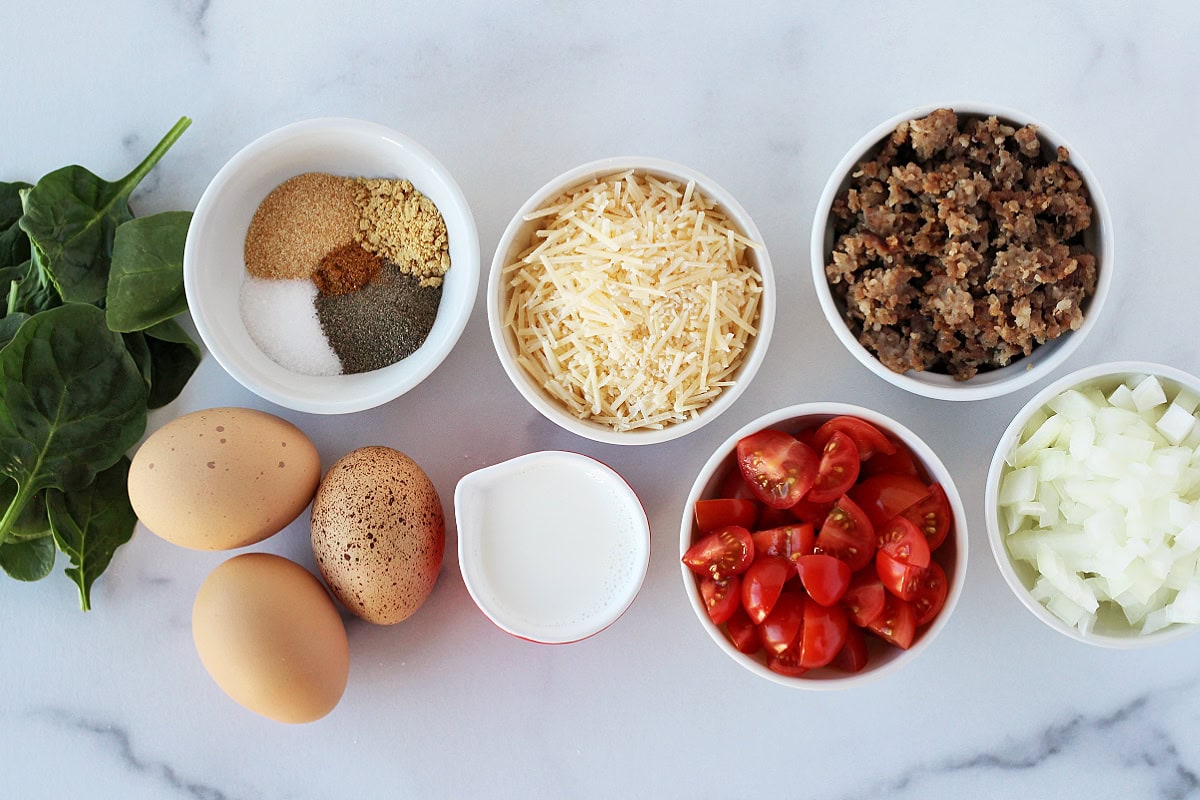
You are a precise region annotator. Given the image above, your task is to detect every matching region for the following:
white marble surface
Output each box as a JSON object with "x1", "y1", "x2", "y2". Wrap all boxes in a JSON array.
[{"x1": 4, "y1": 1, "x2": 1200, "y2": 797}]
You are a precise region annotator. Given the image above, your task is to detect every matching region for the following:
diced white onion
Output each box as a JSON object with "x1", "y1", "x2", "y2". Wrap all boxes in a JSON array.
[{"x1": 999, "y1": 373, "x2": 1200, "y2": 635}]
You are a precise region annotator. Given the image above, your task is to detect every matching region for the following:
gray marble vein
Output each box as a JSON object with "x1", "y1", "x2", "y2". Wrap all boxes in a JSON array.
[
  {"x1": 32, "y1": 707, "x2": 241, "y2": 800},
  {"x1": 837, "y1": 686, "x2": 1200, "y2": 800}
]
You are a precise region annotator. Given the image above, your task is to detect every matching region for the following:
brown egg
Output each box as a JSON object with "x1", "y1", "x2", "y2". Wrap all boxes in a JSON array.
[
  {"x1": 128, "y1": 407, "x2": 320, "y2": 550},
  {"x1": 310, "y1": 446, "x2": 445, "y2": 624},
  {"x1": 192, "y1": 553, "x2": 349, "y2": 724}
]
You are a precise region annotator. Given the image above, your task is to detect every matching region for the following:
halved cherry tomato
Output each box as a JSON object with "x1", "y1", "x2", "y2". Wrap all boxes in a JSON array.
[
  {"x1": 757, "y1": 504, "x2": 797, "y2": 530},
  {"x1": 875, "y1": 549, "x2": 925, "y2": 601},
  {"x1": 757, "y1": 591, "x2": 805, "y2": 655},
  {"x1": 682, "y1": 525, "x2": 754, "y2": 582},
  {"x1": 717, "y1": 461, "x2": 759, "y2": 501},
  {"x1": 876, "y1": 516, "x2": 931, "y2": 568},
  {"x1": 725, "y1": 606, "x2": 762, "y2": 654},
  {"x1": 814, "y1": 495, "x2": 875, "y2": 572},
  {"x1": 901, "y1": 483, "x2": 953, "y2": 551},
  {"x1": 807, "y1": 430, "x2": 861, "y2": 503},
  {"x1": 751, "y1": 523, "x2": 815, "y2": 563},
  {"x1": 795, "y1": 553, "x2": 852, "y2": 607},
  {"x1": 842, "y1": 569, "x2": 886, "y2": 627},
  {"x1": 832, "y1": 625, "x2": 869, "y2": 673},
  {"x1": 789, "y1": 495, "x2": 836, "y2": 525},
  {"x1": 849, "y1": 473, "x2": 931, "y2": 528},
  {"x1": 860, "y1": 442, "x2": 920, "y2": 479},
  {"x1": 741, "y1": 555, "x2": 793, "y2": 624},
  {"x1": 736, "y1": 430, "x2": 818, "y2": 509},
  {"x1": 910, "y1": 561, "x2": 948, "y2": 626},
  {"x1": 812, "y1": 416, "x2": 896, "y2": 460},
  {"x1": 799, "y1": 598, "x2": 850, "y2": 669},
  {"x1": 700, "y1": 575, "x2": 741, "y2": 625},
  {"x1": 767, "y1": 645, "x2": 808, "y2": 677},
  {"x1": 695, "y1": 498, "x2": 759, "y2": 534},
  {"x1": 866, "y1": 594, "x2": 916, "y2": 649}
]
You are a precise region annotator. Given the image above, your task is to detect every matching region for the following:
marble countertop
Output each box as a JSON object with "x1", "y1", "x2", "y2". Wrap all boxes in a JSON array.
[{"x1": 4, "y1": 2, "x2": 1200, "y2": 797}]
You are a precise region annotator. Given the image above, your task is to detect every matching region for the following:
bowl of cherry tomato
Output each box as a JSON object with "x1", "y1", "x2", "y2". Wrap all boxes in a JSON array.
[{"x1": 679, "y1": 403, "x2": 968, "y2": 688}]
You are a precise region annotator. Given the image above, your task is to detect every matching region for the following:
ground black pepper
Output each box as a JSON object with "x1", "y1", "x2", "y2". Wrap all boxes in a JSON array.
[{"x1": 315, "y1": 262, "x2": 442, "y2": 374}]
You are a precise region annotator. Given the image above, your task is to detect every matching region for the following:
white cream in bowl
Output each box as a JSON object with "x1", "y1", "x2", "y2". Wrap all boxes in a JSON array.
[{"x1": 455, "y1": 451, "x2": 650, "y2": 643}]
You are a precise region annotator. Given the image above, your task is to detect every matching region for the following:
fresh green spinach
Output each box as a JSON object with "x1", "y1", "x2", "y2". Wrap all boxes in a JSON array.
[
  {"x1": 0, "y1": 182, "x2": 31, "y2": 269},
  {"x1": 19, "y1": 117, "x2": 191, "y2": 305},
  {"x1": 1, "y1": 118, "x2": 196, "y2": 609},
  {"x1": 106, "y1": 211, "x2": 192, "y2": 332},
  {"x1": 143, "y1": 318, "x2": 201, "y2": 409},
  {"x1": 0, "y1": 305, "x2": 147, "y2": 535},
  {"x1": 47, "y1": 456, "x2": 137, "y2": 610},
  {"x1": 0, "y1": 477, "x2": 54, "y2": 582},
  {"x1": 0, "y1": 533, "x2": 56, "y2": 581}
]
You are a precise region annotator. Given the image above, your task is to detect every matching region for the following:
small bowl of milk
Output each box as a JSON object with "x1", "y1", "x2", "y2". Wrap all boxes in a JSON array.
[{"x1": 454, "y1": 451, "x2": 651, "y2": 643}]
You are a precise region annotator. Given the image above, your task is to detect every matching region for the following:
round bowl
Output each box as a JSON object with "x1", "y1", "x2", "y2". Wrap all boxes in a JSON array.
[
  {"x1": 185, "y1": 117, "x2": 480, "y2": 414},
  {"x1": 810, "y1": 103, "x2": 1113, "y2": 401},
  {"x1": 455, "y1": 451, "x2": 651, "y2": 644},
  {"x1": 986, "y1": 360, "x2": 1200, "y2": 648},
  {"x1": 680, "y1": 402, "x2": 968, "y2": 689},
  {"x1": 488, "y1": 156, "x2": 775, "y2": 445}
]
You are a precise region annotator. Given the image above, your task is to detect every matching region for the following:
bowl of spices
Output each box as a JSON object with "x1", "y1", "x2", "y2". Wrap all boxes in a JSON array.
[
  {"x1": 810, "y1": 104, "x2": 1113, "y2": 401},
  {"x1": 185, "y1": 118, "x2": 479, "y2": 413},
  {"x1": 489, "y1": 157, "x2": 775, "y2": 445}
]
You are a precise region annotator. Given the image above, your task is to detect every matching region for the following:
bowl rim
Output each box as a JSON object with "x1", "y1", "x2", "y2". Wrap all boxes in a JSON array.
[
  {"x1": 486, "y1": 155, "x2": 776, "y2": 445},
  {"x1": 679, "y1": 401, "x2": 969, "y2": 689},
  {"x1": 809, "y1": 102, "x2": 1115, "y2": 402},
  {"x1": 985, "y1": 359, "x2": 1200, "y2": 648},
  {"x1": 454, "y1": 449, "x2": 652, "y2": 644},
  {"x1": 184, "y1": 116, "x2": 480, "y2": 414}
]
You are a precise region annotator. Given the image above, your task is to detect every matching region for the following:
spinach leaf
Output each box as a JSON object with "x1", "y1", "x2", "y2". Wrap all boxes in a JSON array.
[
  {"x1": 0, "y1": 534, "x2": 55, "y2": 581},
  {"x1": 18, "y1": 117, "x2": 191, "y2": 304},
  {"x1": 0, "y1": 303, "x2": 146, "y2": 547},
  {"x1": 47, "y1": 456, "x2": 136, "y2": 610},
  {"x1": 5, "y1": 256, "x2": 61, "y2": 318},
  {"x1": 0, "y1": 181, "x2": 29, "y2": 228},
  {"x1": 105, "y1": 211, "x2": 192, "y2": 332},
  {"x1": 123, "y1": 330, "x2": 152, "y2": 389},
  {"x1": 143, "y1": 317, "x2": 202, "y2": 409},
  {"x1": 0, "y1": 312, "x2": 29, "y2": 349},
  {"x1": 0, "y1": 183, "x2": 32, "y2": 270},
  {"x1": 0, "y1": 478, "x2": 53, "y2": 580},
  {"x1": 0, "y1": 181, "x2": 31, "y2": 268}
]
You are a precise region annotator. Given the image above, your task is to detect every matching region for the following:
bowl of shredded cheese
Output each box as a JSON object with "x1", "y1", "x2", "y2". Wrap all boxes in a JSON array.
[{"x1": 488, "y1": 157, "x2": 775, "y2": 445}]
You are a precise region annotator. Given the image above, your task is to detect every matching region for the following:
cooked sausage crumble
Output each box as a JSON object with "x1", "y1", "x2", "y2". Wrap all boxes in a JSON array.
[{"x1": 825, "y1": 109, "x2": 1099, "y2": 380}]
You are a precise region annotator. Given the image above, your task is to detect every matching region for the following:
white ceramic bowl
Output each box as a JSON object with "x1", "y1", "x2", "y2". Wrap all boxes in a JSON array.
[
  {"x1": 986, "y1": 361, "x2": 1200, "y2": 648},
  {"x1": 185, "y1": 118, "x2": 479, "y2": 414},
  {"x1": 455, "y1": 451, "x2": 651, "y2": 644},
  {"x1": 488, "y1": 157, "x2": 775, "y2": 445},
  {"x1": 810, "y1": 103, "x2": 1113, "y2": 401},
  {"x1": 680, "y1": 402, "x2": 968, "y2": 688}
]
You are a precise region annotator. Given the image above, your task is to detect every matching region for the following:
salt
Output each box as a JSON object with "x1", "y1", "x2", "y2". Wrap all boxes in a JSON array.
[{"x1": 239, "y1": 276, "x2": 341, "y2": 376}]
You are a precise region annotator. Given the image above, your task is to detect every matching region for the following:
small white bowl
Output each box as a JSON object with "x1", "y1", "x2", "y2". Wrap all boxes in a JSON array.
[
  {"x1": 810, "y1": 103, "x2": 1113, "y2": 401},
  {"x1": 185, "y1": 118, "x2": 480, "y2": 414},
  {"x1": 455, "y1": 451, "x2": 651, "y2": 644},
  {"x1": 488, "y1": 157, "x2": 775, "y2": 445},
  {"x1": 680, "y1": 402, "x2": 968, "y2": 688},
  {"x1": 986, "y1": 361, "x2": 1200, "y2": 648}
]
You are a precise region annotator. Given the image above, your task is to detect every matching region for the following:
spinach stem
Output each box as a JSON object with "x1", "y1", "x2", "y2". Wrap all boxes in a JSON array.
[
  {"x1": 0, "y1": 480, "x2": 32, "y2": 548},
  {"x1": 118, "y1": 116, "x2": 193, "y2": 194},
  {"x1": 5, "y1": 280, "x2": 16, "y2": 316}
]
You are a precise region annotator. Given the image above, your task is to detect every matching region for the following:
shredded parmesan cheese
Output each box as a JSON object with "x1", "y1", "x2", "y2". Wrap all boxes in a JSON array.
[{"x1": 502, "y1": 171, "x2": 763, "y2": 432}]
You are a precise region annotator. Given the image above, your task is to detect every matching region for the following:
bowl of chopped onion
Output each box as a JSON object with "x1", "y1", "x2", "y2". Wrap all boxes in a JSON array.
[
  {"x1": 986, "y1": 361, "x2": 1200, "y2": 647},
  {"x1": 487, "y1": 157, "x2": 775, "y2": 445}
]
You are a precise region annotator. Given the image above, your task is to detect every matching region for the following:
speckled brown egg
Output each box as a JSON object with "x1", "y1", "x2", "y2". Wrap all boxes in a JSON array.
[
  {"x1": 128, "y1": 407, "x2": 321, "y2": 550},
  {"x1": 310, "y1": 446, "x2": 445, "y2": 624}
]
